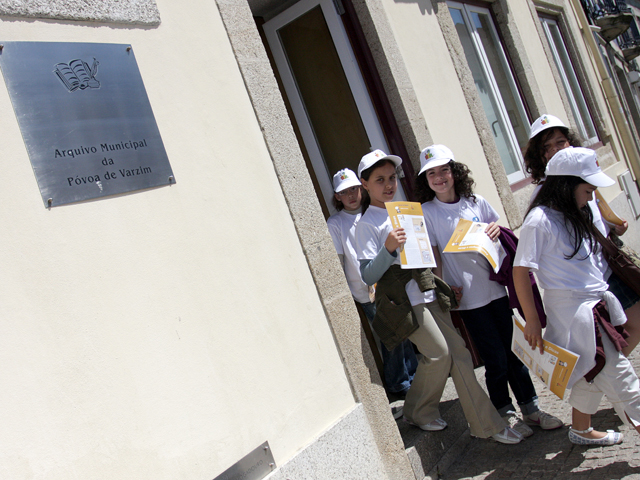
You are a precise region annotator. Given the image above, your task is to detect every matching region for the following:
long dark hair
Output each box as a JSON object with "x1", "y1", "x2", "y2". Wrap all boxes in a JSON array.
[
  {"x1": 414, "y1": 160, "x2": 476, "y2": 203},
  {"x1": 528, "y1": 175, "x2": 597, "y2": 259},
  {"x1": 523, "y1": 127, "x2": 581, "y2": 183},
  {"x1": 359, "y1": 159, "x2": 396, "y2": 213}
]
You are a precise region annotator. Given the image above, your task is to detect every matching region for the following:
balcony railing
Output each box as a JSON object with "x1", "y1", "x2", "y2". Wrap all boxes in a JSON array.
[
  {"x1": 582, "y1": 0, "x2": 631, "y2": 21},
  {"x1": 581, "y1": 0, "x2": 634, "y2": 41},
  {"x1": 618, "y1": 20, "x2": 640, "y2": 60}
]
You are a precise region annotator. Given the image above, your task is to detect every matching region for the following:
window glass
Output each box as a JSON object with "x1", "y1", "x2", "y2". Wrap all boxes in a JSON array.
[
  {"x1": 472, "y1": 12, "x2": 530, "y2": 149},
  {"x1": 541, "y1": 17, "x2": 597, "y2": 143},
  {"x1": 448, "y1": 2, "x2": 529, "y2": 183}
]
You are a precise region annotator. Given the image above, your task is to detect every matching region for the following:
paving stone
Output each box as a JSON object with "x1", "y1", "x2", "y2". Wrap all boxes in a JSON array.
[{"x1": 431, "y1": 350, "x2": 640, "y2": 479}]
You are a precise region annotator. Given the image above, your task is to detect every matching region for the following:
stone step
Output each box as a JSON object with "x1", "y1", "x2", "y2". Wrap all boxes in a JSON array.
[{"x1": 397, "y1": 368, "x2": 488, "y2": 480}]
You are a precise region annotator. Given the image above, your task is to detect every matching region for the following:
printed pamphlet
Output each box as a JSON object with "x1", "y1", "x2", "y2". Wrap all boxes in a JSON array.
[
  {"x1": 511, "y1": 316, "x2": 579, "y2": 400},
  {"x1": 595, "y1": 190, "x2": 624, "y2": 226},
  {"x1": 385, "y1": 201, "x2": 436, "y2": 269},
  {"x1": 442, "y1": 218, "x2": 505, "y2": 273}
]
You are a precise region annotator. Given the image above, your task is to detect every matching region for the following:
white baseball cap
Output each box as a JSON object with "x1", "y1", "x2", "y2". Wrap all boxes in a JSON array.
[
  {"x1": 332, "y1": 168, "x2": 361, "y2": 193},
  {"x1": 357, "y1": 149, "x2": 402, "y2": 179},
  {"x1": 529, "y1": 114, "x2": 567, "y2": 140},
  {"x1": 545, "y1": 147, "x2": 614, "y2": 187},
  {"x1": 418, "y1": 144, "x2": 454, "y2": 176}
]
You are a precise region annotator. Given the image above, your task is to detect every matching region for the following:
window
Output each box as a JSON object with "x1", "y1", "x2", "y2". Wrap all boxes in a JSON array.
[
  {"x1": 448, "y1": 2, "x2": 530, "y2": 183},
  {"x1": 540, "y1": 17, "x2": 598, "y2": 145}
]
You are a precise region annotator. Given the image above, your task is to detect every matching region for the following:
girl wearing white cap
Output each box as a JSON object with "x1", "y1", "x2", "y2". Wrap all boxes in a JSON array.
[
  {"x1": 327, "y1": 167, "x2": 418, "y2": 398},
  {"x1": 415, "y1": 145, "x2": 562, "y2": 439},
  {"x1": 523, "y1": 114, "x2": 582, "y2": 185},
  {"x1": 524, "y1": 114, "x2": 640, "y2": 356},
  {"x1": 354, "y1": 150, "x2": 521, "y2": 444},
  {"x1": 514, "y1": 147, "x2": 640, "y2": 445}
]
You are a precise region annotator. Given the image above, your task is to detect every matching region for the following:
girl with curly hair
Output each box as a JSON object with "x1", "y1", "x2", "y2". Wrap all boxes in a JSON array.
[
  {"x1": 416, "y1": 145, "x2": 562, "y2": 438},
  {"x1": 524, "y1": 115, "x2": 640, "y2": 356},
  {"x1": 523, "y1": 114, "x2": 581, "y2": 184}
]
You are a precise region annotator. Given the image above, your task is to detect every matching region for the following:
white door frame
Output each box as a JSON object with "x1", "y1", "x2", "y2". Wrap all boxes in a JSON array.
[{"x1": 264, "y1": 0, "x2": 400, "y2": 212}]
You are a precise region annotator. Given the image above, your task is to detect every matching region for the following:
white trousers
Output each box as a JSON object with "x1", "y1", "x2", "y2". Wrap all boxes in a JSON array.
[{"x1": 570, "y1": 333, "x2": 640, "y2": 427}]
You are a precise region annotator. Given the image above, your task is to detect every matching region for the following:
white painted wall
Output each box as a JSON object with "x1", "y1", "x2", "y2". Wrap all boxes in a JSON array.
[
  {"x1": 515, "y1": 1, "x2": 568, "y2": 121},
  {"x1": 0, "y1": 1, "x2": 355, "y2": 478}
]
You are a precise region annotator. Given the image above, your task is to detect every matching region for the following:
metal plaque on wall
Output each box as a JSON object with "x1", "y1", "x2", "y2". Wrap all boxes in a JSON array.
[
  {"x1": 0, "y1": 42, "x2": 175, "y2": 207},
  {"x1": 212, "y1": 441, "x2": 275, "y2": 480}
]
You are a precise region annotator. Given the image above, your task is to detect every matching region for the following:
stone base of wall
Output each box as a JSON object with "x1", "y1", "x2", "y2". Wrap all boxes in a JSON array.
[
  {"x1": 265, "y1": 404, "x2": 389, "y2": 480},
  {"x1": 0, "y1": 1, "x2": 160, "y2": 25}
]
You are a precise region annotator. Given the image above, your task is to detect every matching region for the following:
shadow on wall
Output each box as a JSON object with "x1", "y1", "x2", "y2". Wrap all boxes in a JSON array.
[
  {"x1": 390, "y1": 0, "x2": 512, "y2": 19},
  {"x1": 360, "y1": 323, "x2": 385, "y2": 388},
  {"x1": 391, "y1": 0, "x2": 433, "y2": 16}
]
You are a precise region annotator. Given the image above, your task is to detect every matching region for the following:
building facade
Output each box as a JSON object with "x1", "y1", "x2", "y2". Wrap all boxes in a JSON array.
[{"x1": 0, "y1": 0, "x2": 638, "y2": 479}]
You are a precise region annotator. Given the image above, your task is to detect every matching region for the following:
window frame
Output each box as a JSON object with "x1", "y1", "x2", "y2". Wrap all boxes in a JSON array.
[
  {"x1": 539, "y1": 15, "x2": 599, "y2": 145},
  {"x1": 533, "y1": 1, "x2": 606, "y2": 147},
  {"x1": 448, "y1": 0, "x2": 530, "y2": 184}
]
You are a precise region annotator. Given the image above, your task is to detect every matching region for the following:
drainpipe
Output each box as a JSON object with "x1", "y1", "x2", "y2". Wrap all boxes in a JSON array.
[{"x1": 570, "y1": 0, "x2": 640, "y2": 182}]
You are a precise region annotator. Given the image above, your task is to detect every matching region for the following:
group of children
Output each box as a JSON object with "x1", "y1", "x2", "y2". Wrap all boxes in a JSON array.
[{"x1": 327, "y1": 114, "x2": 640, "y2": 446}]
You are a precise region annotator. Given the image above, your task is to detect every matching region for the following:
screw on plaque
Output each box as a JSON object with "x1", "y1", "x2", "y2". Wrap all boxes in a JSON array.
[
  {"x1": 0, "y1": 45, "x2": 4, "y2": 52},
  {"x1": 47, "y1": 198, "x2": 53, "y2": 207},
  {"x1": 126, "y1": 46, "x2": 132, "y2": 52},
  {"x1": 169, "y1": 175, "x2": 174, "y2": 184}
]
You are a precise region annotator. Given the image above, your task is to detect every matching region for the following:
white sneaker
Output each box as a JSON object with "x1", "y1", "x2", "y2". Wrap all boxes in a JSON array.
[
  {"x1": 392, "y1": 405, "x2": 404, "y2": 420},
  {"x1": 404, "y1": 416, "x2": 448, "y2": 431},
  {"x1": 502, "y1": 411, "x2": 534, "y2": 438},
  {"x1": 491, "y1": 426, "x2": 523, "y2": 444},
  {"x1": 524, "y1": 410, "x2": 563, "y2": 430}
]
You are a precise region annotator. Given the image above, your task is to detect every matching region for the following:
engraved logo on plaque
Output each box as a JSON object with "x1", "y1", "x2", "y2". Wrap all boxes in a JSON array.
[{"x1": 54, "y1": 58, "x2": 100, "y2": 92}]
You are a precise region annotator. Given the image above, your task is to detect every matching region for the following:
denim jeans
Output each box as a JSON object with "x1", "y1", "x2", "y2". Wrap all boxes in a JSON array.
[
  {"x1": 459, "y1": 295, "x2": 539, "y2": 416},
  {"x1": 360, "y1": 301, "x2": 418, "y2": 394}
]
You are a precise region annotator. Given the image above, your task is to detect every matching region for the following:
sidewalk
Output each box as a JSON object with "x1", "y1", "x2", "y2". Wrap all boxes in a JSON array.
[{"x1": 434, "y1": 350, "x2": 640, "y2": 480}]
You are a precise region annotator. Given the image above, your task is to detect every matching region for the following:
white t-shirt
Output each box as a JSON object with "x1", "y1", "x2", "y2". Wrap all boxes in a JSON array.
[
  {"x1": 514, "y1": 206, "x2": 608, "y2": 293},
  {"x1": 327, "y1": 209, "x2": 370, "y2": 303},
  {"x1": 422, "y1": 195, "x2": 507, "y2": 310},
  {"x1": 515, "y1": 205, "x2": 622, "y2": 387},
  {"x1": 355, "y1": 205, "x2": 435, "y2": 306},
  {"x1": 530, "y1": 182, "x2": 611, "y2": 280}
]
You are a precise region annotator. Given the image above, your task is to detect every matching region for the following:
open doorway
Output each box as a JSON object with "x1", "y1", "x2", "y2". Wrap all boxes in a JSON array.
[{"x1": 256, "y1": 0, "x2": 410, "y2": 216}]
